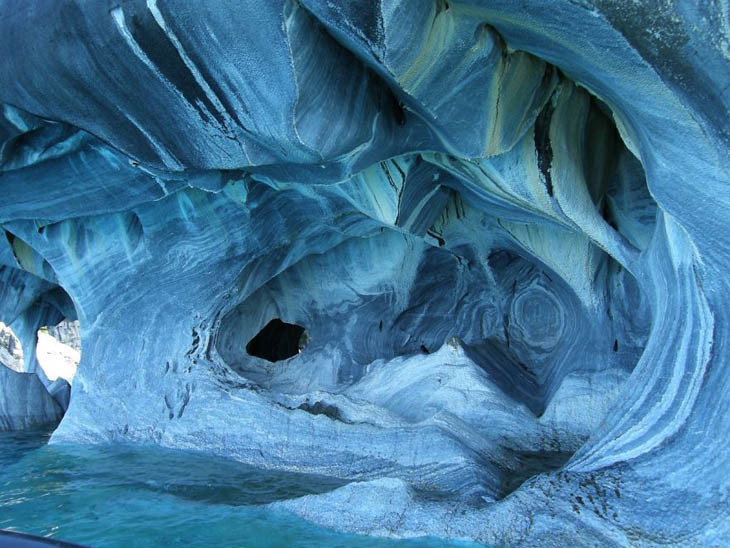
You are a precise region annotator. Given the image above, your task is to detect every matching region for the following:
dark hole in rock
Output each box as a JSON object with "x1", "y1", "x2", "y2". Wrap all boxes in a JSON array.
[
  {"x1": 297, "y1": 401, "x2": 344, "y2": 422},
  {"x1": 245, "y1": 319, "x2": 309, "y2": 363},
  {"x1": 501, "y1": 450, "x2": 574, "y2": 499}
]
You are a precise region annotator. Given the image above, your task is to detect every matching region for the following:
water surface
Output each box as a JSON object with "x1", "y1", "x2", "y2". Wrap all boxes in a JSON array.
[{"x1": 0, "y1": 430, "x2": 474, "y2": 547}]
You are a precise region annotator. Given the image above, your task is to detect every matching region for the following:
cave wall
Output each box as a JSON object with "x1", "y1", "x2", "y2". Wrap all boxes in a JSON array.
[{"x1": 0, "y1": 0, "x2": 728, "y2": 544}]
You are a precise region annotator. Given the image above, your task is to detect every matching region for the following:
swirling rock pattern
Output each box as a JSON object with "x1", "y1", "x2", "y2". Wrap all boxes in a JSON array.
[{"x1": 0, "y1": 0, "x2": 728, "y2": 544}]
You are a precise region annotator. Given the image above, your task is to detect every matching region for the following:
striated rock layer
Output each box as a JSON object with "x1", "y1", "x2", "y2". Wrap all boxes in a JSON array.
[{"x1": 0, "y1": 0, "x2": 728, "y2": 544}]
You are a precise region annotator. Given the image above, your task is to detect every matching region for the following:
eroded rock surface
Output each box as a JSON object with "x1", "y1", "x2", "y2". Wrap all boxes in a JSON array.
[
  {"x1": 46, "y1": 320, "x2": 81, "y2": 353},
  {"x1": 0, "y1": 367, "x2": 63, "y2": 430},
  {"x1": 0, "y1": 1, "x2": 728, "y2": 544},
  {"x1": 0, "y1": 322, "x2": 23, "y2": 372}
]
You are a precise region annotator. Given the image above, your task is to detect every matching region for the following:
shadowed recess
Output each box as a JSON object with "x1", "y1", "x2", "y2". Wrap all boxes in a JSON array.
[{"x1": 245, "y1": 319, "x2": 308, "y2": 363}]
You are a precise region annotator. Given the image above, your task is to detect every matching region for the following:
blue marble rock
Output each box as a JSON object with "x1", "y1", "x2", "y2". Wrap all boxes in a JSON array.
[
  {"x1": 0, "y1": 0, "x2": 728, "y2": 544},
  {"x1": 0, "y1": 366, "x2": 63, "y2": 430},
  {"x1": 48, "y1": 378, "x2": 72, "y2": 413}
]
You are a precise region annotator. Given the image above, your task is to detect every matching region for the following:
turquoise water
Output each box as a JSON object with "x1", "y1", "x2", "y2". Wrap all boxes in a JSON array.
[{"x1": 0, "y1": 430, "x2": 472, "y2": 547}]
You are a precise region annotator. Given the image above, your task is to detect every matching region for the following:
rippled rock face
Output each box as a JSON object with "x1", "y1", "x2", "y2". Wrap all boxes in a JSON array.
[{"x1": 1, "y1": 1, "x2": 728, "y2": 544}]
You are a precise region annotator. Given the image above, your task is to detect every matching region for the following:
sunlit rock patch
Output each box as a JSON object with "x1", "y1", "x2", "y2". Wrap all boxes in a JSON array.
[
  {"x1": 0, "y1": 322, "x2": 23, "y2": 372},
  {"x1": 37, "y1": 320, "x2": 80, "y2": 384},
  {"x1": 0, "y1": 0, "x2": 728, "y2": 544}
]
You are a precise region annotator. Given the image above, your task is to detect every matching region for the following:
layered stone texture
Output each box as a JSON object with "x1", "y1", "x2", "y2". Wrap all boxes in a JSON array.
[{"x1": 0, "y1": 0, "x2": 728, "y2": 544}]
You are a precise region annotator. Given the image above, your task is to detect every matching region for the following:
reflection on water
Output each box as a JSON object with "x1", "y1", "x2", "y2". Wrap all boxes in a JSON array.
[{"x1": 0, "y1": 431, "x2": 474, "y2": 547}]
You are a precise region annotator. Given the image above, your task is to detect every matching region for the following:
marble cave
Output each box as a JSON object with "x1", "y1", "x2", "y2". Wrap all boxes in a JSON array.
[{"x1": 0, "y1": 0, "x2": 729, "y2": 545}]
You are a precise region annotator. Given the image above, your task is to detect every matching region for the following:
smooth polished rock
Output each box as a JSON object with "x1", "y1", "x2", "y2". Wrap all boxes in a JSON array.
[
  {"x1": 48, "y1": 378, "x2": 71, "y2": 413},
  {"x1": 0, "y1": 366, "x2": 62, "y2": 431}
]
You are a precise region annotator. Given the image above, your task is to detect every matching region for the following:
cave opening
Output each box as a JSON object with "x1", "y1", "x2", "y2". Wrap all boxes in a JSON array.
[
  {"x1": 202, "y1": 33, "x2": 659, "y2": 509},
  {"x1": 1, "y1": 316, "x2": 79, "y2": 430},
  {"x1": 245, "y1": 318, "x2": 309, "y2": 363},
  {"x1": 36, "y1": 318, "x2": 81, "y2": 385}
]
